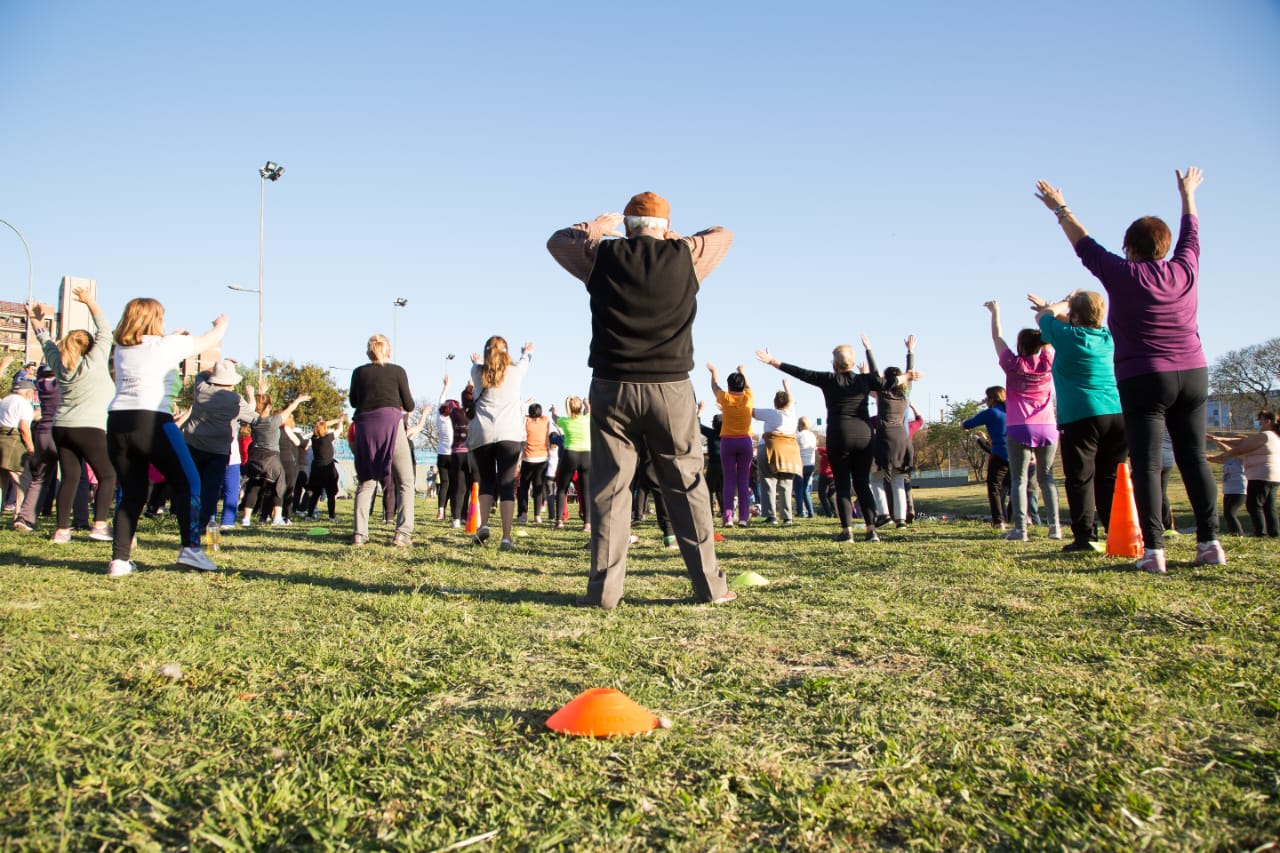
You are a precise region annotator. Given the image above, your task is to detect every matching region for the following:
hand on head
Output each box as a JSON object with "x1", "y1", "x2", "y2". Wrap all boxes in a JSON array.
[{"x1": 595, "y1": 212, "x2": 625, "y2": 239}]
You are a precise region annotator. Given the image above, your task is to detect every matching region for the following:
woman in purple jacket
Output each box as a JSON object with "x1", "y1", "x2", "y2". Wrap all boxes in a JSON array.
[{"x1": 1035, "y1": 167, "x2": 1223, "y2": 573}]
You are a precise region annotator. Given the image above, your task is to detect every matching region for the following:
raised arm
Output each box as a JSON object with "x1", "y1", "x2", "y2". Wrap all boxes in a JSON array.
[
  {"x1": 862, "y1": 335, "x2": 879, "y2": 379},
  {"x1": 707, "y1": 362, "x2": 724, "y2": 396},
  {"x1": 1177, "y1": 166, "x2": 1202, "y2": 218},
  {"x1": 1027, "y1": 293, "x2": 1070, "y2": 324},
  {"x1": 184, "y1": 314, "x2": 230, "y2": 357},
  {"x1": 278, "y1": 393, "x2": 312, "y2": 420},
  {"x1": 737, "y1": 365, "x2": 749, "y2": 391},
  {"x1": 1035, "y1": 180, "x2": 1089, "y2": 247},
  {"x1": 983, "y1": 301, "x2": 1010, "y2": 357}
]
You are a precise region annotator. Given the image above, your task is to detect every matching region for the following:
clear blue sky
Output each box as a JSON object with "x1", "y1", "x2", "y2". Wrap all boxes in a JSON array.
[{"x1": 3, "y1": 1, "x2": 1278, "y2": 424}]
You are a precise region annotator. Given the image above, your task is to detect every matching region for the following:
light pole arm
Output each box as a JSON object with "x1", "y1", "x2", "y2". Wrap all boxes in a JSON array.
[{"x1": 1, "y1": 219, "x2": 35, "y2": 360}]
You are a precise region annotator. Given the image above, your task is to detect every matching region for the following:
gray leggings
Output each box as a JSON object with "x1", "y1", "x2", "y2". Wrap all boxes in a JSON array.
[{"x1": 1007, "y1": 440, "x2": 1060, "y2": 532}]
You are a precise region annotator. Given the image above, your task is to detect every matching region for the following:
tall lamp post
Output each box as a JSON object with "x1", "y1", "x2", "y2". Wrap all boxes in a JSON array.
[
  {"x1": 940, "y1": 394, "x2": 951, "y2": 474},
  {"x1": 254, "y1": 161, "x2": 284, "y2": 383},
  {"x1": 1, "y1": 218, "x2": 34, "y2": 360},
  {"x1": 392, "y1": 298, "x2": 408, "y2": 361}
]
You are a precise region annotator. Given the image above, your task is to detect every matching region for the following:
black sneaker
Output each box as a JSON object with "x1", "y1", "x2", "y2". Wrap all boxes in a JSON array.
[
  {"x1": 833, "y1": 529, "x2": 853, "y2": 542},
  {"x1": 1061, "y1": 540, "x2": 1101, "y2": 553},
  {"x1": 473, "y1": 525, "x2": 491, "y2": 546},
  {"x1": 865, "y1": 530, "x2": 881, "y2": 543}
]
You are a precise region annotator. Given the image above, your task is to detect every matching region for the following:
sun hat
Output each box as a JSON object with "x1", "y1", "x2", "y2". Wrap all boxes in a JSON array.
[{"x1": 207, "y1": 359, "x2": 242, "y2": 386}]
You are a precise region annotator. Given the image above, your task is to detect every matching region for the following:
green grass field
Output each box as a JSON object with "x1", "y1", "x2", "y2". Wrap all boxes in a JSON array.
[{"x1": 1, "y1": 483, "x2": 1277, "y2": 851}]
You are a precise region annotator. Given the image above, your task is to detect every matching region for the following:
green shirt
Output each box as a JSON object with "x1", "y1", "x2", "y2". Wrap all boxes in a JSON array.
[
  {"x1": 1038, "y1": 314, "x2": 1122, "y2": 424},
  {"x1": 556, "y1": 414, "x2": 591, "y2": 451}
]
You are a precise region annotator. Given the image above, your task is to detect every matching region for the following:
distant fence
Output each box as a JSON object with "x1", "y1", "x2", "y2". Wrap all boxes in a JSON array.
[{"x1": 912, "y1": 470, "x2": 971, "y2": 488}]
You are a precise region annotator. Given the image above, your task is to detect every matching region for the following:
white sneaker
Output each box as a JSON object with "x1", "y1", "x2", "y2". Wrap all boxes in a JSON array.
[
  {"x1": 240, "y1": 518, "x2": 251, "y2": 528},
  {"x1": 271, "y1": 517, "x2": 289, "y2": 527},
  {"x1": 1047, "y1": 525, "x2": 1063, "y2": 540},
  {"x1": 1002, "y1": 528, "x2": 1028, "y2": 541},
  {"x1": 1195, "y1": 540, "x2": 1227, "y2": 565},
  {"x1": 451, "y1": 519, "x2": 462, "y2": 529},
  {"x1": 1136, "y1": 549, "x2": 1167, "y2": 574},
  {"x1": 220, "y1": 524, "x2": 235, "y2": 532},
  {"x1": 176, "y1": 546, "x2": 218, "y2": 572},
  {"x1": 107, "y1": 559, "x2": 136, "y2": 577}
]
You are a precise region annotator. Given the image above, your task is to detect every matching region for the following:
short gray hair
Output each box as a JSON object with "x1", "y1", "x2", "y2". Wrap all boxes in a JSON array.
[{"x1": 624, "y1": 215, "x2": 669, "y2": 233}]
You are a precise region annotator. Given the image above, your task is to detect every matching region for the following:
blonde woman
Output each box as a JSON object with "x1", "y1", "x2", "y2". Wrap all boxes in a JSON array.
[
  {"x1": 105, "y1": 298, "x2": 228, "y2": 576},
  {"x1": 551, "y1": 394, "x2": 591, "y2": 532},
  {"x1": 27, "y1": 288, "x2": 118, "y2": 543},
  {"x1": 348, "y1": 333, "x2": 415, "y2": 546},
  {"x1": 467, "y1": 335, "x2": 533, "y2": 549}
]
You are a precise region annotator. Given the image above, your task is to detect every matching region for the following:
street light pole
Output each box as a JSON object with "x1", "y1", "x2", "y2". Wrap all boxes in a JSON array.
[
  {"x1": 1, "y1": 218, "x2": 34, "y2": 360},
  {"x1": 392, "y1": 298, "x2": 408, "y2": 361},
  {"x1": 256, "y1": 161, "x2": 284, "y2": 383}
]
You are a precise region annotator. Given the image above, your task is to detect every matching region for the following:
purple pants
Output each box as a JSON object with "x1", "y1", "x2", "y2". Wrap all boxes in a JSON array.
[{"x1": 720, "y1": 435, "x2": 754, "y2": 524}]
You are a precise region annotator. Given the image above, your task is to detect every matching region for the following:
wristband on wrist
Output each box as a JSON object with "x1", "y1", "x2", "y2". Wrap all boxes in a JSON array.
[{"x1": 1054, "y1": 205, "x2": 1072, "y2": 220}]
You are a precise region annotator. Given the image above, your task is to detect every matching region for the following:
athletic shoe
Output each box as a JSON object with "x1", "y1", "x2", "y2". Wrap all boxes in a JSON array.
[
  {"x1": 833, "y1": 529, "x2": 853, "y2": 543},
  {"x1": 51, "y1": 528, "x2": 73, "y2": 544},
  {"x1": 271, "y1": 518, "x2": 290, "y2": 527},
  {"x1": 352, "y1": 534, "x2": 368, "y2": 547},
  {"x1": 736, "y1": 521, "x2": 749, "y2": 528},
  {"x1": 516, "y1": 514, "x2": 527, "y2": 524},
  {"x1": 628, "y1": 533, "x2": 640, "y2": 545},
  {"x1": 865, "y1": 529, "x2": 881, "y2": 543},
  {"x1": 13, "y1": 520, "x2": 33, "y2": 532},
  {"x1": 392, "y1": 533, "x2": 412, "y2": 548},
  {"x1": 452, "y1": 519, "x2": 463, "y2": 529},
  {"x1": 765, "y1": 517, "x2": 778, "y2": 525},
  {"x1": 1194, "y1": 540, "x2": 1227, "y2": 566},
  {"x1": 176, "y1": 547, "x2": 218, "y2": 572},
  {"x1": 88, "y1": 523, "x2": 113, "y2": 541},
  {"x1": 533, "y1": 516, "x2": 542, "y2": 524},
  {"x1": 1061, "y1": 541, "x2": 1102, "y2": 553},
  {"x1": 240, "y1": 518, "x2": 251, "y2": 528},
  {"x1": 473, "y1": 525, "x2": 491, "y2": 546},
  {"x1": 894, "y1": 520, "x2": 907, "y2": 529},
  {"x1": 220, "y1": 524, "x2": 235, "y2": 532},
  {"x1": 1047, "y1": 525, "x2": 1063, "y2": 540},
  {"x1": 436, "y1": 509, "x2": 445, "y2": 521},
  {"x1": 107, "y1": 559, "x2": 136, "y2": 577},
  {"x1": 874, "y1": 514, "x2": 891, "y2": 528},
  {"x1": 663, "y1": 535, "x2": 678, "y2": 550},
  {"x1": 499, "y1": 538, "x2": 515, "y2": 551},
  {"x1": 711, "y1": 590, "x2": 738, "y2": 604},
  {"x1": 1136, "y1": 549, "x2": 1167, "y2": 574},
  {"x1": 1002, "y1": 528, "x2": 1028, "y2": 541},
  {"x1": 328, "y1": 515, "x2": 337, "y2": 522}
]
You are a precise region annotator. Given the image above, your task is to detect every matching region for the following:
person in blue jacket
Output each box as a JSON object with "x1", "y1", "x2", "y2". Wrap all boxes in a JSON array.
[{"x1": 964, "y1": 386, "x2": 1010, "y2": 530}]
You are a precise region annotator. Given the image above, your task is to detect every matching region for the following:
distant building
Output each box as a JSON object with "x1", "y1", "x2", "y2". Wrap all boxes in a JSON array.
[{"x1": 0, "y1": 300, "x2": 54, "y2": 362}]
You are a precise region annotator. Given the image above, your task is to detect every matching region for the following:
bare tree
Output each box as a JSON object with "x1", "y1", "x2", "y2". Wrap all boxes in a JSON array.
[{"x1": 1211, "y1": 338, "x2": 1280, "y2": 412}]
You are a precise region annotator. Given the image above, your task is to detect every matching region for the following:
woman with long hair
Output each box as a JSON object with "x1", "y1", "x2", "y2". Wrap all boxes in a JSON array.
[
  {"x1": 466, "y1": 335, "x2": 533, "y2": 549},
  {"x1": 445, "y1": 390, "x2": 473, "y2": 529},
  {"x1": 1035, "y1": 167, "x2": 1223, "y2": 572},
  {"x1": 552, "y1": 395, "x2": 591, "y2": 531},
  {"x1": 756, "y1": 337, "x2": 885, "y2": 542},
  {"x1": 239, "y1": 390, "x2": 310, "y2": 527},
  {"x1": 983, "y1": 301, "x2": 1060, "y2": 541},
  {"x1": 708, "y1": 363, "x2": 753, "y2": 527},
  {"x1": 348, "y1": 333, "x2": 416, "y2": 546},
  {"x1": 27, "y1": 287, "x2": 118, "y2": 543},
  {"x1": 963, "y1": 386, "x2": 1011, "y2": 530},
  {"x1": 302, "y1": 415, "x2": 344, "y2": 520},
  {"x1": 105, "y1": 298, "x2": 227, "y2": 576}
]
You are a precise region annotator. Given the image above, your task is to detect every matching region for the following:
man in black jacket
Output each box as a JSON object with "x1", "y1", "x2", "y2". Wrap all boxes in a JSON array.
[{"x1": 547, "y1": 192, "x2": 735, "y2": 609}]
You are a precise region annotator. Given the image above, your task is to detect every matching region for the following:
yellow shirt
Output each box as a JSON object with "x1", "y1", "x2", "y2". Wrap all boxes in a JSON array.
[{"x1": 716, "y1": 388, "x2": 754, "y2": 438}]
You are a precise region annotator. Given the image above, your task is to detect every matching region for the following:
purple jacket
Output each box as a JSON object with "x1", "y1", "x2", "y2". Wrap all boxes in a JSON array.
[{"x1": 1074, "y1": 214, "x2": 1205, "y2": 381}]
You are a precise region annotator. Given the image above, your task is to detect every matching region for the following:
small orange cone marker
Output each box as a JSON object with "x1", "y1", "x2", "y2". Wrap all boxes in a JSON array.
[
  {"x1": 1106, "y1": 462, "x2": 1144, "y2": 558},
  {"x1": 546, "y1": 688, "x2": 669, "y2": 737},
  {"x1": 465, "y1": 482, "x2": 481, "y2": 534}
]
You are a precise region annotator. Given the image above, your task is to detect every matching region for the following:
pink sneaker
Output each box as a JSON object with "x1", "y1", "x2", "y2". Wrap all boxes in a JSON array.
[
  {"x1": 1195, "y1": 540, "x2": 1227, "y2": 565},
  {"x1": 1136, "y1": 550, "x2": 1167, "y2": 574}
]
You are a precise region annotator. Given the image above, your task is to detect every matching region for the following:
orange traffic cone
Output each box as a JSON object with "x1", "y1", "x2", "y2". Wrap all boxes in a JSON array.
[
  {"x1": 1106, "y1": 462, "x2": 1144, "y2": 558},
  {"x1": 465, "y1": 482, "x2": 480, "y2": 534},
  {"x1": 546, "y1": 688, "x2": 668, "y2": 737}
]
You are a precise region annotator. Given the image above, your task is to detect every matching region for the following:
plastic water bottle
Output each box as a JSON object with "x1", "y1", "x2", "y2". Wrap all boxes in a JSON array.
[{"x1": 205, "y1": 519, "x2": 220, "y2": 553}]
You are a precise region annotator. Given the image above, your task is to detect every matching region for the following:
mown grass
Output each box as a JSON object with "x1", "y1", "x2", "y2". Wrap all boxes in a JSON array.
[{"x1": 1, "y1": 484, "x2": 1277, "y2": 851}]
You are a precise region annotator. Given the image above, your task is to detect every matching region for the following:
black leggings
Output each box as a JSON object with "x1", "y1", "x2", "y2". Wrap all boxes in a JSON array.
[
  {"x1": 106, "y1": 410, "x2": 200, "y2": 560},
  {"x1": 1222, "y1": 492, "x2": 1246, "y2": 536},
  {"x1": 518, "y1": 459, "x2": 547, "y2": 517},
  {"x1": 447, "y1": 451, "x2": 472, "y2": 521},
  {"x1": 1246, "y1": 480, "x2": 1279, "y2": 537},
  {"x1": 305, "y1": 461, "x2": 339, "y2": 517},
  {"x1": 472, "y1": 440, "x2": 522, "y2": 503},
  {"x1": 557, "y1": 449, "x2": 591, "y2": 525},
  {"x1": 828, "y1": 422, "x2": 876, "y2": 531},
  {"x1": 1118, "y1": 368, "x2": 1218, "y2": 548},
  {"x1": 52, "y1": 422, "x2": 117, "y2": 527},
  {"x1": 437, "y1": 454, "x2": 453, "y2": 515},
  {"x1": 986, "y1": 454, "x2": 1010, "y2": 526}
]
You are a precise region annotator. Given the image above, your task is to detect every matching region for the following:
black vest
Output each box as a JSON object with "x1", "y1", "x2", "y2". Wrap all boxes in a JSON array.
[{"x1": 586, "y1": 237, "x2": 699, "y2": 382}]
